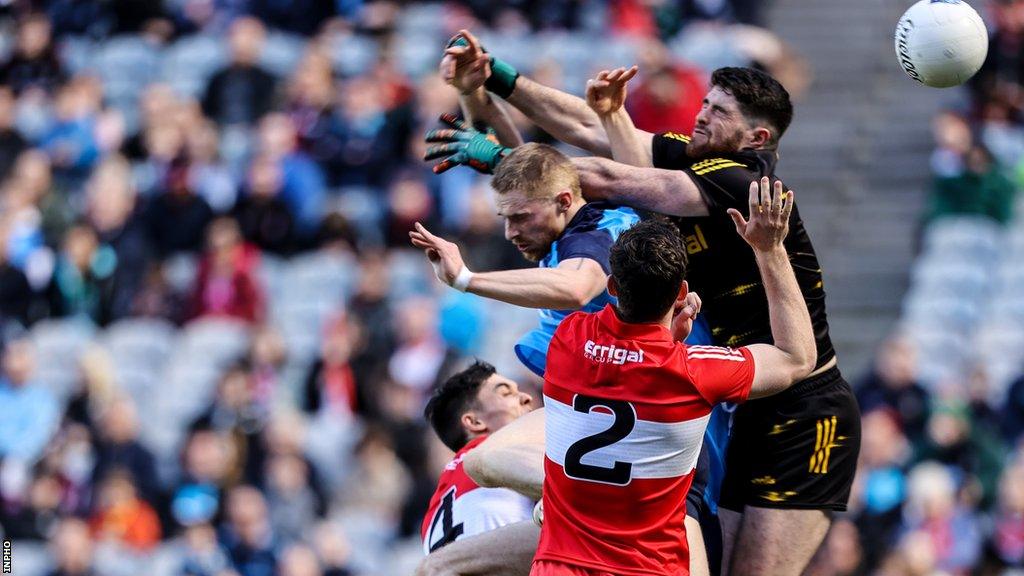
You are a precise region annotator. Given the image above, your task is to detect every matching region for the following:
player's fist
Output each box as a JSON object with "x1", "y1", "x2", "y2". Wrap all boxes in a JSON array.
[
  {"x1": 441, "y1": 30, "x2": 491, "y2": 95},
  {"x1": 727, "y1": 177, "x2": 793, "y2": 252},
  {"x1": 585, "y1": 66, "x2": 638, "y2": 117}
]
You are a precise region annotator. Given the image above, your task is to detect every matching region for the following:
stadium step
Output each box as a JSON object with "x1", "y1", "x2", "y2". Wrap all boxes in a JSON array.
[{"x1": 764, "y1": 0, "x2": 941, "y2": 375}]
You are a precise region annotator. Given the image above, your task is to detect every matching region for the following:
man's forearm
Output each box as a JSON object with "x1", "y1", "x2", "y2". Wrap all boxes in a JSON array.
[
  {"x1": 599, "y1": 109, "x2": 653, "y2": 167},
  {"x1": 573, "y1": 157, "x2": 709, "y2": 217},
  {"x1": 467, "y1": 266, "x2": 602, "y2": 310},
  {"x1": 417, "y1": 521, "x2": 539, "y2": 576},
  {"x1": 506, "y1": 76, "x2": 612, "y2": 157},
  {"x1": 464, "y1": 408, "x2": 546, "y2": 500},
  {"x1": 753, "y1": 246, "x2": 816, "y2": 371},
  {"x1": 460, "y1": 88, "x2": 524, "y2": 148}
]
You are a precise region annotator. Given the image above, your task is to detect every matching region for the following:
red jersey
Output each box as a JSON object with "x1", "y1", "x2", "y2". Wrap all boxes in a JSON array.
[
  {"x1": 422, "y1": 435, "x2": 535, "y2": 555},
  {"x1": 537, "y1": 305, "x2": 755, "y2": 575}
]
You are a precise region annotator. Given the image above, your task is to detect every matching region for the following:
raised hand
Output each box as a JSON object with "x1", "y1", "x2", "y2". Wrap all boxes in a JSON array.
[
  {"x1": 424, "y1": 113, "x2": 510, "y2": 174},
  {"x1": 727, "y1": 177, "x2": 793, "y2": 252},
  {"x1": 440, "y1": 30, "x2": 491, "y2": 94},
  {"x1": 409, "y1": 222, "x2": 468, "y2": 287},
  {"x1": 585, "y1": 66, "x2": 639, "y2": 117}
]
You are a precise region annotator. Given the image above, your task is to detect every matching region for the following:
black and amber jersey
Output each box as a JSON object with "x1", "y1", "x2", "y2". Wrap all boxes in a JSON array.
[{"x1": 652, "y1": 132, "x2": 835, "y2": 370}]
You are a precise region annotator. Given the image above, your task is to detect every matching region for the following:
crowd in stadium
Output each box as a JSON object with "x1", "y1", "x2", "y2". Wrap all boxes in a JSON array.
[{"x1": 0, "y1": 0, "x2": 1021, "y2": 575}]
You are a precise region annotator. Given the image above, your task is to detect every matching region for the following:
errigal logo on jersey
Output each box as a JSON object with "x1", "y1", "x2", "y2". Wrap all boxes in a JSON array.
[{"x1": 583, "y1": 340, "x2": 645, "y2": 365}]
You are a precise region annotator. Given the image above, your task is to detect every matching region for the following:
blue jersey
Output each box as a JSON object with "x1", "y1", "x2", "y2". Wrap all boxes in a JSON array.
[{"x1": 513, "y1": 202, "x2": 639, "y2": 376}]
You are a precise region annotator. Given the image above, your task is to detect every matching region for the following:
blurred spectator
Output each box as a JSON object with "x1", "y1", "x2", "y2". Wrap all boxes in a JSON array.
[
  {"x1": 10, "y1": 148, "x2": 73, "y2": 248},
  {"x1": 234, "y1": 155, "x2": 297, "y2": 255},
  {"x1": 853, "y1": 409, "x2": 911, "y2": 568},
  {"x1": 46, "y1": 517, "x2": 96, "y2": 576},
  {"x1": 220, "y1": 485, "x2": 279, "y2": 576},
  {"x1": 88, "y1": 467, "x2": 162, "y2": 550},
  {"x1": 899, "y1": 461, "x2": 983, "y2": 573},
  {"x1": 185, "y1": 120, "x2": 238, "y2": 213},
  {"x1": 984, "y1": 461, "x2": 1024, "y2": 569},
  {"x1": 171, "y1": 427, "x2": 239, "y2": 527},
  {"x1": 928, "y1": 144, "x2": 1017, "y2": 225},
  {"x1": 248, "y1": 325, "x2": 286, "y2": 406},
  {"x1": 176, "y1": 521, "x2": 234, "y2": 576},
  {"x1": 256, "y1": 113, "x2": 327, "y2": 237},
  {"x1": 0, "y1": 87, "x2": 28, "y2": 179},
  {"x1": 0, "y1": 337, "x2": 60, "y2": 462},
  {"x1": 0, "y1": 14, "x2": 65, "y2": 96},
  {"x1": 91, "y1": 395, "x2": 160, "y2": 505},
  {"x1": 385, "y1": 173, "x2": 435, "y2": 248},
  {"x1": 187, "y1": 217, "x2": 265, "y2": 323},
  {"x1": 263, "y1": 452, "x2": 321, "y2": 544},
  {"x1": 309, "y1": 521, "x2": 355, "y2": 576},
  {"x1": 1003, "y1": 372, "x2": 1024, "y2": 445},
  {"x1": 84, "y1": 155, "x2": 151, "y2": 321},
  {"x1": 202, "y1": 17, "x2": 277, "y2": 127},
  {"x1": 856, "y1": 336, "x2": 930, "y2": 444},
  {"x1": 40, "y1": 77, "x2": 102, "y2": 179},
  {"x1": 627, "y1": 40, "x2": 705, "y2": 135},
  {"x1": 0, "y1": 219, "x2": 33, "y2": 325},
  {"x1": 0, "y1": 467, "x2": 64, "y2": 540},
  {"x1": 284, "y1": 48, "x2": 338, "y2": 169},
  {"x1": 64, "y1": 345, "x2": 117, "y2": 431},
  {"x1": 145, "y1": 157, "x2": 216, "y2": 257},
  {"x1": 330, "y1": 75, "x2": 404, "y2": 190},
  {"x1": 42, "y1": 224, "x2": 118, "y2": 325},
  {"x1": 303, "y1": 314, "x2": 359, "y2": 417},
  {"x1": 340, "y1": 426, "x2": 410, "y2": 520},
  {"x1": 387, "y1": 296, "x2": 454, "y2": 395},
  {"x1": 278, "y1": 543, "x2": 324, "y2": 576}
]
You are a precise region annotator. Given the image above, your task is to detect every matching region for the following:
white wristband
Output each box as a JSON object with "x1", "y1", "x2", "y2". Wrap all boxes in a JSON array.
[{"x1": 452, "y1": 267, "x2": 474, "y2": 292}]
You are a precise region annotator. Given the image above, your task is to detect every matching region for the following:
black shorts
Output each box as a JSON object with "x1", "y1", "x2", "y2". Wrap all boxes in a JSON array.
[{"x1": 719, "y1": 366, "x2": 861, "y2": 512}]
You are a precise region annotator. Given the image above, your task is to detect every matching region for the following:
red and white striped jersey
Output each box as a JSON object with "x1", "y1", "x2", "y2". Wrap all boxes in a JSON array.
[
  {"x1": 421, "y1": 435, "x2": 535, "y2": 555},
  {"x1": 537, "y1": 305, "x2": 755, "y2": 575}
]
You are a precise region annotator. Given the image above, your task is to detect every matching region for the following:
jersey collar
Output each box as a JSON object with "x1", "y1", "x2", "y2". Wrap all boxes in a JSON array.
[{"x1": 597, "y1": 305, "x2": 673, "y2": 342}]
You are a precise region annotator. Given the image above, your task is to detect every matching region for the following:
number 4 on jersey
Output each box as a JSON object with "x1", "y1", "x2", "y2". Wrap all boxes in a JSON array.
[{"x1": 427, "y1": 486, "x2": 464, "y2": 552}]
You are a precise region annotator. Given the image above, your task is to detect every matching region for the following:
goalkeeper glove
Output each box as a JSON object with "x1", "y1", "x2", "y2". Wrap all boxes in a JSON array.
[
  {"x1": 446, "y1": 35, "x2": 520, "y2": 99},
  {"x1": 424, "y1": 113, "x2": 511, "y2": 174}
]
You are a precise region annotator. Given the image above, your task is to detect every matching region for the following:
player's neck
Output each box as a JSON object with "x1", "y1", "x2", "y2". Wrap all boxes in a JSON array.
[{"x1": 563, "y1": 198, "x2": 586, "y2": 225}]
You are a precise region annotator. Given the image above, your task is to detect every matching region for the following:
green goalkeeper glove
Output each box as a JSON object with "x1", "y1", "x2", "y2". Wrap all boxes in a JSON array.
[
  {"x1": 446, "y1": 35, "x2": 520, "y2": 99},
  {"x1": 424, "y1": 113, "x2": 511, "y2": 174}
]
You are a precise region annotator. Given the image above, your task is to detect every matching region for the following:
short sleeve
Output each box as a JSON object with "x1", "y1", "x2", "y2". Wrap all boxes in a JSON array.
[
  {"x1": 685, "y1": 160, "x2": 767, "y2": 213},
  {"x1": 555, "y1": 229, "x2": 613, "y2": 274},
  {"x1": 684, "y1": 345, "x2": 755, "y2": 404},
  {"x1": 652, "y1": 132, "x2": 693, "y2": 170}
]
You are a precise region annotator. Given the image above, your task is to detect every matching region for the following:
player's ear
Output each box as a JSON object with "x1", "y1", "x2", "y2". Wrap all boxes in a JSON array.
[
  {"x1": 673, "y1": 280, "x2": 689, "y2": 307},
  {"x1": 555, "y1": 189, "x2": 573, "y2": 213},
  {"x1": 607, "y1": 275, "x2": 619, "y2": 298},
  {"x1": 749, "y1": 126, "x2": 772, "y2": 148},
  {"x1": 461, "y1": 412, "x2": 487, "y2": 434}
]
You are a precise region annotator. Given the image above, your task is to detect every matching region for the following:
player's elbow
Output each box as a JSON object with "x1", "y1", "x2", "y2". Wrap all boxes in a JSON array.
[
  {"x1": 564, "y1": 285, "x2": 592, "y2": 310},
  {"x1": 790, "y1": 348, "x2": 816, "y2": 382}
]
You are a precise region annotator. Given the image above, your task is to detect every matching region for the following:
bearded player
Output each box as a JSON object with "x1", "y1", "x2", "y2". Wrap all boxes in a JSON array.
[{"x1": 436, "y1": 31, "x2": 861, "y2": 576}]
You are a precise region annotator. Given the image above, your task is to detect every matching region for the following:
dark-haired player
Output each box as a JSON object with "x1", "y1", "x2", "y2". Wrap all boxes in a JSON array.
[
  {"x1": 437, "y1": 33, "x2": 861, "y2": 575},
  {"x1": 534, "y1": 181, "x2": 814, "y2": 575},
  {"x1": 421, "y1": 361, "x2": 535, "y2": 555}
]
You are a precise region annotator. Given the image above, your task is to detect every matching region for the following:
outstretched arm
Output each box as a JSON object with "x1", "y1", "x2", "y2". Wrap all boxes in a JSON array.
[
  {"x1": 439, "y1": 32, "x2": 524, "y2": 148},
  {"x1": 730, "y1": 178, "x2": 816, "y2": 398},
  {"x1": 441, "y1": 29, "x2": 653, "y2": 157},
  {"x1": 463, "y1": 408, "x2": 546, "y2": 500},
  {"x1": 415, "y1": 521, "x2": 540, "y2": 576},
  {"x1": 409, "y1": 223, "x2": 608, "y2": 310},
  {"x1": 586, "y1": 66, "x2": 654, "y2": 167},
  {"x1": 573, "y1": 156, "x2": 710, "y2": 217}
]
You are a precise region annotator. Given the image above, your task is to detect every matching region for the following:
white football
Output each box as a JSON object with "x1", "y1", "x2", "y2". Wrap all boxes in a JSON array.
[{"x1": 894, "y1": 0, "x2": 989, "y2": 88}]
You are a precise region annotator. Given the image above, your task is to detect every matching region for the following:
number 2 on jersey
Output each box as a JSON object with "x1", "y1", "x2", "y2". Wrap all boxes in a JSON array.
[
  {"x1": 564, "y1": 395, "x2": 637, "y2": 485},
  {"x1": 427, "y1": 486, "x2": 464, "y2": 552}
]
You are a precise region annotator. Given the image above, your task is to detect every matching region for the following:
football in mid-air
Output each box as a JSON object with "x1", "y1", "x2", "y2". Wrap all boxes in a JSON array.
[{"x1": 894, "y1": 0, "x2": 989, "y2": 88}]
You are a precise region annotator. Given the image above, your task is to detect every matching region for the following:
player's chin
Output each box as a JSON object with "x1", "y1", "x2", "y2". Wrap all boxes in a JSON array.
[{"x1": 520, "y1": 249, "x2": 543, "y2": 262}]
